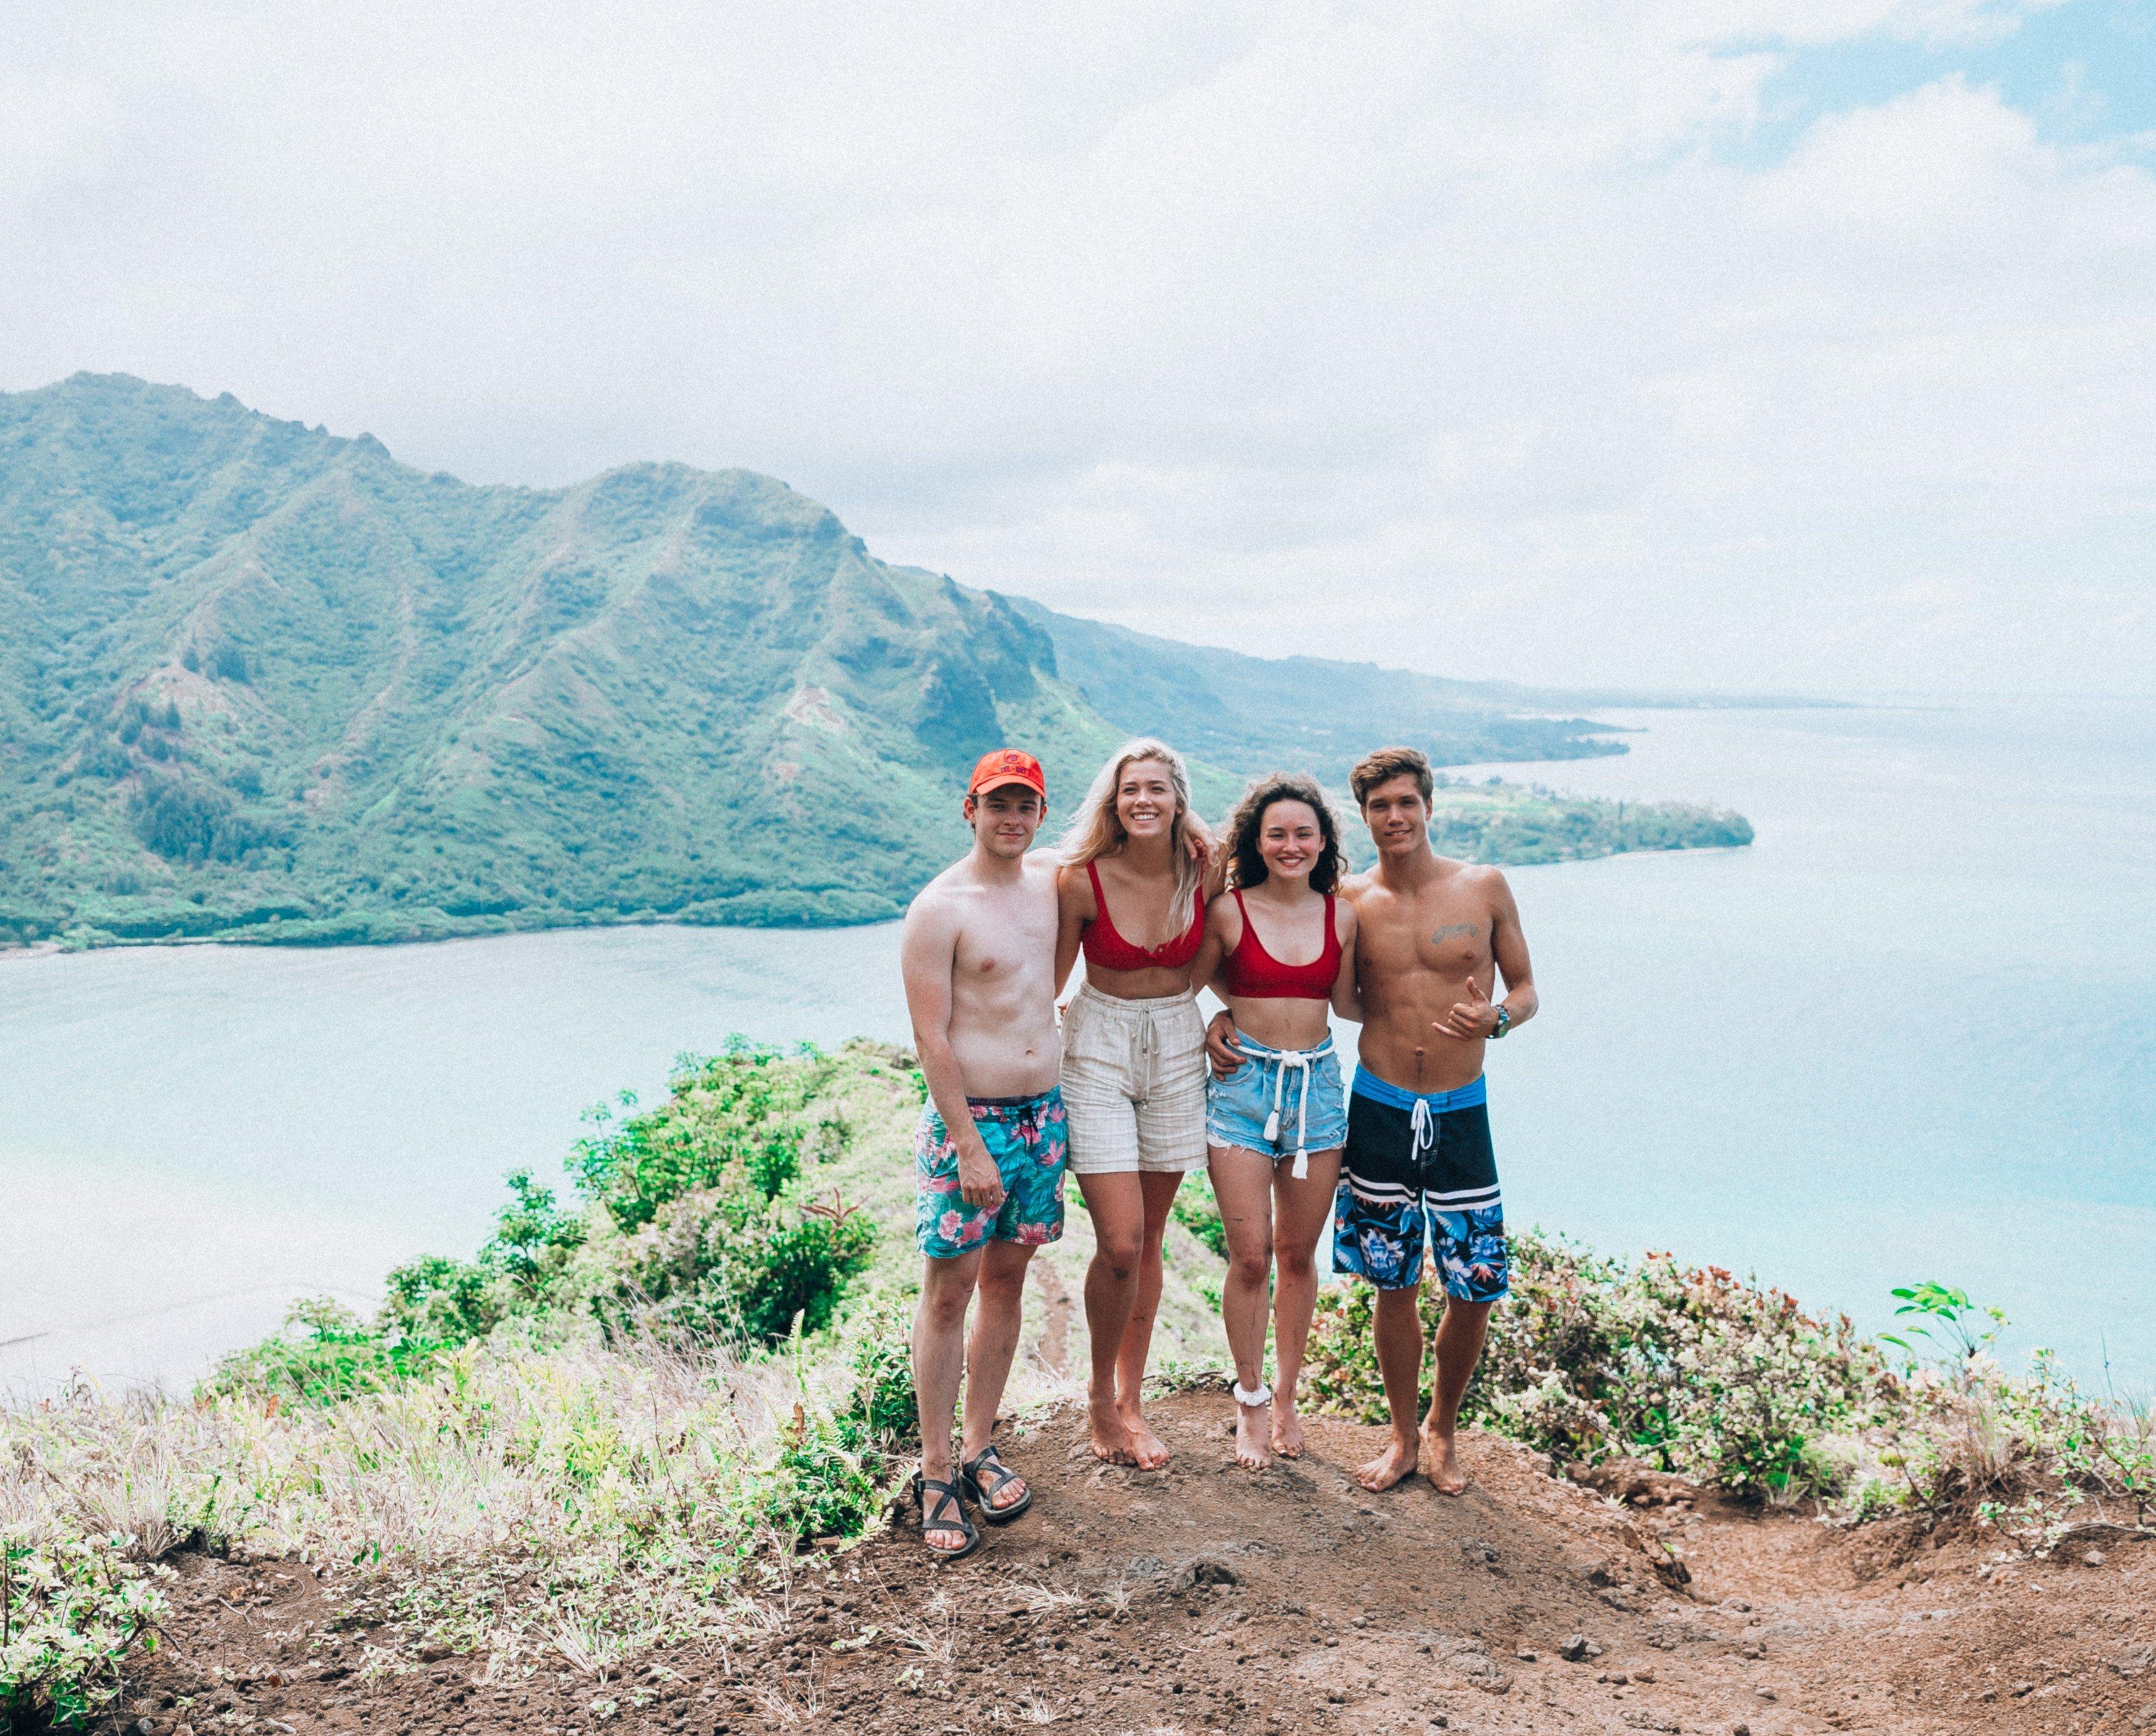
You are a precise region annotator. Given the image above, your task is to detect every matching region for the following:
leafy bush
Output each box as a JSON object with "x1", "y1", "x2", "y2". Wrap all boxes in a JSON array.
[
  {"x1": 377, "y1": 1170, "x2": 591, "y2": 1351},
  {"x1": 742, "y1": 1407, "x2": 892, "y2": 1550},
  {"x1": 203, "y1": 1298, "x2": 435, "y2": 1404},
  {"x1": 838, "y1": 1295, "x2": 919, "y2": 1448},
  {"x1": 1304, "y1": 1230, "x2": 1887, "y2": 1498},
  {"x1": 581, "y1": 1045, "x2": 876, "y2": 1346},
  {"x1": 128, "y1": 775, "x2": 288, "y2": 864},
  {"x1": 1856, "y1": 1286, "x2": 2156, "y2": 1542},
  {"x1": 1, "y1": 1530, "x2": 169, "y2": 1729},
  {"x1": 574, "y1": 1042, "x2": 844, "y2": 1232}
]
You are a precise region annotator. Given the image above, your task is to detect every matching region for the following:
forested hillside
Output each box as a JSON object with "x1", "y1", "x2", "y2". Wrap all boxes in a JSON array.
[{"x1": 0, "y1": 376, "x2": 1746, "y2": 947}]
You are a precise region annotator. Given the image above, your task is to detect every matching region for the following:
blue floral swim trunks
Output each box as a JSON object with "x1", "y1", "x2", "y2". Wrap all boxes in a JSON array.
[
  {"x1": 1332, "y1": 1071, "x2": 1508, "y2": 1301},
  {"x1": 915, "y1": 1088, "x2": 1069, "y2": 1259}
]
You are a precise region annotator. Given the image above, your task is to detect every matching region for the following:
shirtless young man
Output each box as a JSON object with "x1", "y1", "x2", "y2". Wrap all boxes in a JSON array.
[
  {"x1": 900, "y1": 748, "x2": 1068, "y2": 1559},
  {"x1": 1207, "y1": 745, "x2": 1538, "y2": 1497}
]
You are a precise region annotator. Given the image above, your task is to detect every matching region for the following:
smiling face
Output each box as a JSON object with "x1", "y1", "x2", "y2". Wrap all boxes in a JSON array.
[
  {"x1": 1256, "y1": 798, "x2": 1323, "y2": 885},
  {"x1": 1360, "y1": 775, "x2": 1431, "y2": 858},
  {"x1": 1114, "y1": 757, "x2": 1181, "y2": 842},
  {"x1": 966, "y1": 784, "x2": 1045, "y2": 859}
]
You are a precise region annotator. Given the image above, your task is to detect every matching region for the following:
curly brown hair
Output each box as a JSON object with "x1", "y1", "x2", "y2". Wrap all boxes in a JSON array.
[{"x1": 1225, "y1": 773, "x2": 1344, "y2": 893}]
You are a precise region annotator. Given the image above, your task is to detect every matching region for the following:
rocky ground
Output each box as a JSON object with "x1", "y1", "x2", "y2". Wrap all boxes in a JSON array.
[{"x1": 110, "y1": 1391, "x2": 2154, "y2": 1736}]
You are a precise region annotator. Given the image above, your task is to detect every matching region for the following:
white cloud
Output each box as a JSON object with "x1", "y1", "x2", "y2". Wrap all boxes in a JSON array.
[{"x1": 1, "y1": 0, "x2": 2147, "y2": 695}]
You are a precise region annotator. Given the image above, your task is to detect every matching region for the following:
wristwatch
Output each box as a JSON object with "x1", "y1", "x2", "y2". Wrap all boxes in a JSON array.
[{"x1": 1491, "y1": 1005, "x2": 1512, "y2": 1039}]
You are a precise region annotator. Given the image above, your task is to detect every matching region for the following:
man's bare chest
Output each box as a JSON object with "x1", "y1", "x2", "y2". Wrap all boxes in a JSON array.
[
  {"x1": 1361, "y1": 888, "x2": 1493, "y2": 978},
  {"x1": 953, "y1": 902, "x2": 1058, "y2": 987}
]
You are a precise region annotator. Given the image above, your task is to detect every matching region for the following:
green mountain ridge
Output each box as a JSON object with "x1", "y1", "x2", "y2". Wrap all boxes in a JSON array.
[{"x1": 0, "y1": 374, "x2": 1748, "y2": 948}]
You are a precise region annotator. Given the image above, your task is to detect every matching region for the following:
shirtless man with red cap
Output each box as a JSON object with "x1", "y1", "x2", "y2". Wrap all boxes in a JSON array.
[{"x1": 899, "y1": 748, "x2": 1067, "y2": 1558}]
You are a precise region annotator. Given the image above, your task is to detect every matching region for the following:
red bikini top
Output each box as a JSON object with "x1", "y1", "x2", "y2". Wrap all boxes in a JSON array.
[
  {"x1": 1080, "y1": 859, "x2": 1206, "y2": 972},
  {"x1": 1219, "y1": 889, "x2": 1341, "y2": 999}
]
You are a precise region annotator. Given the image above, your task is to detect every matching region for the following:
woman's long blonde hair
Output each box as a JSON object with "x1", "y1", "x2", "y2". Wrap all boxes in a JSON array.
[{"x1": 1059, "y1": 738, "x2": 1200, "y2": 933}]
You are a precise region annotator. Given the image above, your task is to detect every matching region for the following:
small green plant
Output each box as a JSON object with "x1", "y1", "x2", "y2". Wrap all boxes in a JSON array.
[
  {"x1": 1, "y1": 1530, "x2": 170, "y2": 1729},
  {"x1": 838, "y1": 1296, "x2": 919, "y2": 1448},
  {"x1": 1882, "y1": 1282, "x2": 2006, "y2": 1365}
]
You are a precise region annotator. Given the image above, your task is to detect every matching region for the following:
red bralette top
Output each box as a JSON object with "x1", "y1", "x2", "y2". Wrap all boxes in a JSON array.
[
  {"x1": 1080, "y1": 859, "x2": 1206, "y2": 972},
  {"x1": 1218, "y1": 889, "x2": 1340, "y2": 999}
]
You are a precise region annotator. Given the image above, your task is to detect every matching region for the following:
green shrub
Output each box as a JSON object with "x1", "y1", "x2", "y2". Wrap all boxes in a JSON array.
[
  {"x1": 583, "y1": 1045, "x2": 877, "y2": 1347},
  {"x1": 573, "y1": 1042, "x2": 844, "y2": 1234},
  {"x1": 203, "y1": 1297, "x2": 435, "y2": 1404},
  {"x1": 838, "y1": 1296, "x2": 919, "y2": 1448},
  {"x1": 1303, "y1": 1231, "x2": 1887, "y2": 1499},
  {"x1": 1, "y1": 1530, "x2": 170, "y2": 1729},
  {"x1": 743, "y1": 1408, "x2": 891, "y2": 1549},
  {"x1": 376, "y1": 1170, "x2": 591, "y2": 1351}
]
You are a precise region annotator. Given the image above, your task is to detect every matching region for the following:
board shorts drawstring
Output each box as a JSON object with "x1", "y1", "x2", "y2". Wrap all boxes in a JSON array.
[{"x1": 1410, "y1": 1095, "x2": 1435, "y2": 1158}]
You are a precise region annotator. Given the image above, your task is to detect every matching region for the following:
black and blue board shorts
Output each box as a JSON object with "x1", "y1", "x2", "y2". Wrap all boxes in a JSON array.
[{"x1": 1332, "y1": 1070, "x2": 1508, "y2": 1302}]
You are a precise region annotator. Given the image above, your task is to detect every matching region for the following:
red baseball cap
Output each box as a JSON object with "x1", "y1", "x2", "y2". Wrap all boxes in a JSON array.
[{"x1": 967, "y1": 748, "x2": 1047, "y2": 799}]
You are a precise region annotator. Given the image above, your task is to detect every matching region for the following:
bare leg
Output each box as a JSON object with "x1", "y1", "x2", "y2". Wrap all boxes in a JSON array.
[
  {"x1": 958, "y1": 1239, "x2": 1039, "y2": 1513},
  {"x1": 1355, "y1": 1283, "x2": 1427, "y2": 1492},
  {"x1": 914, "y1": 1250, "x2": 984, "y2": 1550},
  {"x1": 1208, "y1": 1147, "x2": 1276, "y2": 1470},
  {"x1": 1268, "y1": 1147, "x2": 1342, "y2": 1458},
  {"x1": 1114, "y1": 1170, "x2": 1187, "y2": 1470},
  {"x1": 1419, "y1": 1297, "x2": 1492, "y2": 1496},
  {"x1": 1076, "y1": 1170, "x2": 1143, "y2": 1464}
]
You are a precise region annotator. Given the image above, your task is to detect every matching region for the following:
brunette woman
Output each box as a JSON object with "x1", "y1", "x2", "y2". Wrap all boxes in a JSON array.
[
  {"x1": 1193, "y1": 774, "x2": 1358, "y2": 1470},
  {"x1": 1054, "y1": 739, "x2": 1220, "y2": 1469}
]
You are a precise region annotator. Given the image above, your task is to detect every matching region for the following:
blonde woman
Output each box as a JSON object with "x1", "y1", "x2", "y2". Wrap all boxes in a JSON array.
[{"x1": 1054, "y1": 739, "x2": 1220, "y2": 1469}]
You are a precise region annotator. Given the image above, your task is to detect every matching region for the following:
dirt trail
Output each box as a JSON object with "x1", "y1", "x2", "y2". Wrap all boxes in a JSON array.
[{"x1": 117, "y1": 1391, "x2": 2155, "y2": 1735}]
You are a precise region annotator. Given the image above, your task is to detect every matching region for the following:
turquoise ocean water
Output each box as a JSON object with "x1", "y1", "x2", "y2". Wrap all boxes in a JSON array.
[{"x1": 1, "y1": 697, "x2": 2149, "y2": 1394}]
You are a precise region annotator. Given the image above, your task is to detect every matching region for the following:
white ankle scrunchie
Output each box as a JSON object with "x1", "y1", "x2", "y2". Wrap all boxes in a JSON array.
[{"x1": 1232, "y1": 1381, "x2": 1273, "y2": 1408}]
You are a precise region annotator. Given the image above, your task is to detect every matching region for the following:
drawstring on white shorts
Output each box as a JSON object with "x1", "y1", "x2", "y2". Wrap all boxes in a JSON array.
[{"x1": 1130, "y1": 1005, "x2": 1157, "y2": 1108}]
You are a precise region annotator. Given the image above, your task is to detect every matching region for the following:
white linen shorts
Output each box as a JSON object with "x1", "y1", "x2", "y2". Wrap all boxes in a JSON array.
[{"x1": 1058, "y1": 982, "x2": 1209, "y2": 1176}]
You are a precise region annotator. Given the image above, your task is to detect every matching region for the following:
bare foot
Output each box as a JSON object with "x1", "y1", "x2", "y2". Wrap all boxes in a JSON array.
[
  {"x1": 1420, "y1": 1424, "x2": 1468, "y2": 1495},
  {"x1": 1234, "y1": 1399, "x2": 1272, "y2": 1471},
  {"x1": 1269, "y1": 1394, "x2": 1305, "y2": 1459},
  {"x1": 1121, "y1": 1408, "x2": 1171, "y2": 1471},
  {"x1": 1089, "y1": 1396, "x2": 1137, "y2": 1466},
  {"x1": 1355, "y1": 1432, "x2": 1420, "y2": 1492}
]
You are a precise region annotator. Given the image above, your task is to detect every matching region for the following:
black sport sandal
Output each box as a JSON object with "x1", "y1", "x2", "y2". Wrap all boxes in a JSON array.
[
  {"x1": 960, "y1": 1445, "x2": 1033, "y2": 1525},
  {"x1": 913, "y1": 1474, "x2": 980, "y2": 1560}
]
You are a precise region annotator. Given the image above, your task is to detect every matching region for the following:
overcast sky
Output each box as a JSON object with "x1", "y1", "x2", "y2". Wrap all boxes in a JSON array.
[{"x1": 5, "y1": 2, "x2": 2152, "y2": 697}]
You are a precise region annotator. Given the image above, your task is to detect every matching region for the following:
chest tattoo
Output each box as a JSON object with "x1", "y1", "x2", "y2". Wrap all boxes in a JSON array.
[{"x1": 1430, "y1": 922, "x2": 1481, "y2": 944}]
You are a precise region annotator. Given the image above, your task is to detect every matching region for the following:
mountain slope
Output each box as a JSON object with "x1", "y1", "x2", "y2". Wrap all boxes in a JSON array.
[{"x1": 0, "y1": 376, "x2": 1741, "y2": 948}]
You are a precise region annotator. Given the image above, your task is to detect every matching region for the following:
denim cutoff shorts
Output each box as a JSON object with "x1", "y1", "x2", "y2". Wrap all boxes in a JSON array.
[{"x1": 1205, "y1": 1034, "x2": 1347, "y2": 1162}]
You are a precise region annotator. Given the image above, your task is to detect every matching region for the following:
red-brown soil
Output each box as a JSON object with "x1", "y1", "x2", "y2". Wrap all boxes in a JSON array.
[{"x1": 109, "y1": 1391, "x2": 2155, "y2": 1735}]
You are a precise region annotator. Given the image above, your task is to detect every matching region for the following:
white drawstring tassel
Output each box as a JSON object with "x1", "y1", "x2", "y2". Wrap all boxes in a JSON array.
[
  {"x1": 1293, "y1": 1056, "x2": 1311, "y2": 1178},
  {"x1": 1264, "y1": 1053, "x2": 1283, "y2": 1142}
]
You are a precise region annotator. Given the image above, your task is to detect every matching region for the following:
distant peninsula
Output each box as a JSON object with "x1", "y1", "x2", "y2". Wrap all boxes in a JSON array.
[{"x1": 0, "y1": 375, "x2": 1750, "y2": 949}]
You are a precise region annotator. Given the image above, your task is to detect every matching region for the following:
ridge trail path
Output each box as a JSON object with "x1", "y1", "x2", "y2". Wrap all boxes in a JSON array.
[{"x1": 130, "y1": 1393, "x2": 2154, "y2": 1735}]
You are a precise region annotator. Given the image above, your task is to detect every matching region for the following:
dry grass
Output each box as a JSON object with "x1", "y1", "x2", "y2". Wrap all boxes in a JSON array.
[{"x1": 1, "y1": 1328, "x2": 823, "y2": 1665}]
